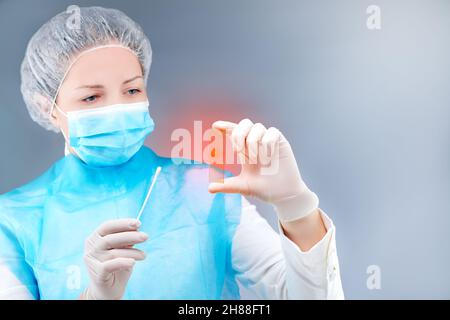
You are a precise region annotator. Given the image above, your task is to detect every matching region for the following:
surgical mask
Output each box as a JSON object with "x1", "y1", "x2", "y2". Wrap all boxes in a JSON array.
[{"x1": 55, "y1": 100, "x2": 154, "y2": 167}]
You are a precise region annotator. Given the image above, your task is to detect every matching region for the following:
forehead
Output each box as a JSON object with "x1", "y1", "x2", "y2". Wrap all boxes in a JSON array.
[{"x1": 61, "y1": 46, "x2": 143, "y2": 87}]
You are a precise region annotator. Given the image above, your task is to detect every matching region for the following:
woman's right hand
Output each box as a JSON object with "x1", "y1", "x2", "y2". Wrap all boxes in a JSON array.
[{"x1": 81, "y1": 218, "x2": 148, "y2": 300}]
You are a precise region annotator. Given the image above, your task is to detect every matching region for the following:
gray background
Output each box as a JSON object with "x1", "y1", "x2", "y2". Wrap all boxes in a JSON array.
[{"x1": 0, "y1": 0, "x2": 449, "y2": 299}]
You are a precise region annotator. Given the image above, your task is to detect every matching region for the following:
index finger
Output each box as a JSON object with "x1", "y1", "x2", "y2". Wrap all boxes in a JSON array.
[
  {"x1": 97, "y1": 219, "x2": 141, "y2": 237},
  {"x1": 212, "y1": 121, "x2": 237, "y2": 134}
]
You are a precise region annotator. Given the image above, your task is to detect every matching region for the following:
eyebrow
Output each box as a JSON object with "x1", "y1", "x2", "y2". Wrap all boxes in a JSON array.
[
  {"x1": 75, "y1": 75, "x2": 143, "y2": 90},
  {"x1": 123, "y1": 75, "x2": 143, "y2": 85}
]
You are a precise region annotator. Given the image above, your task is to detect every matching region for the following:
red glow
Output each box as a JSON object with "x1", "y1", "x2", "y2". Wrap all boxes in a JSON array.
[{"x1": 146, "y1": 94, "x2": 254, "y2": 175}]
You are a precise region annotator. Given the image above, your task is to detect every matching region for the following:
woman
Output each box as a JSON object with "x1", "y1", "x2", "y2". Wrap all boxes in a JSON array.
[{"x1": 0, "y1": 6, "x2": 344, "y2": 300}]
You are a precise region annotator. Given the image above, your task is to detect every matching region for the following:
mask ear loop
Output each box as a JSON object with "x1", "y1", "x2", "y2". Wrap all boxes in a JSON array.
[{"x1": 52, "y1": 106, "x2": 73, "y2": 157}]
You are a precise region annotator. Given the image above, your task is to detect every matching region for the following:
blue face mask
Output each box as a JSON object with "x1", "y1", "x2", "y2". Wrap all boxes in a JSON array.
[{"x1": 57, "y1": 100, "x2": 154, "y2": 167}]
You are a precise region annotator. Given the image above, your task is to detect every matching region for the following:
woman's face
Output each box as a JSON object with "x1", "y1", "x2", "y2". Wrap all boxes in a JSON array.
[{"x1": 51, "y1": 45, "x2": 148, "y2": 142}]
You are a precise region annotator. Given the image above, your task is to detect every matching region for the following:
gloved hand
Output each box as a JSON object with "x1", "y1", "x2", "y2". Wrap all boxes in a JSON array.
[
  {"x1": 208, "y1": 119, "x2": 319, "y2": 222},
  {"x1": 81, "y1": 218, "x2": 148, "y2": 300}
]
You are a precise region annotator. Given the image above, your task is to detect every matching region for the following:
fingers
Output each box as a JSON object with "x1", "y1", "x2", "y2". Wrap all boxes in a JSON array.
[
  {"x1": 103, "y1": 257, "x2": 136, "y2": 274},
  {"x1": 208, "y1": 175, "x2": 250, "y2": 195},
  {"x1": 246, "y1": 123, "x2": 266, "y2": 164},
  {"x1": 98, "y1": 248, "x2": 146, "y2": 262},
  {"x1": 96, "y1": 218, "x2": 141, "y2": 236},
  {"x1": 84, "y1": 256, "x2": 136, "y2": 282},
  {"x1": 84, "y1": 220, "x2": 148, "y2": 293},
  {"x1": 85, "y1": 225, "x2": 147, "y2": 271},
  {"x1": 100, "y1": 231, "x2": 148, "y2": 250},
  {"x1": 212, "y1": 119, "x2": 282, "y2": 166},
  {"x1": 86, "y1": 220, "x2": 148, "y2": 260},
  {"x1": 261, "y1": 127, "x2": 281, "y2": 162},
  {"x1": 232, "y1": 119, "x2": 253, "y2": 154},
  {"x1": 213, "y1": 119, "x2": 253, "y2": 164},
  {"x1": 261, "y1": 127, "x2": 281, "y2": 147}
]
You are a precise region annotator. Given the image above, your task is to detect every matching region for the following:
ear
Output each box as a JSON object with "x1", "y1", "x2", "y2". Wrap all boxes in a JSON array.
[{"x1": 33, "y1": 93, "x2": 60, "y2": 129}]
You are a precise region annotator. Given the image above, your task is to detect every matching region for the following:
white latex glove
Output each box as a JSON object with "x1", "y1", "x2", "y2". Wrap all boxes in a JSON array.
[
  {"x1": 82, "y1": 218, "x2": 148, "y2": 300},
  {"x1": 208, "y1": 119, "x2": 319, "y2": 222}
]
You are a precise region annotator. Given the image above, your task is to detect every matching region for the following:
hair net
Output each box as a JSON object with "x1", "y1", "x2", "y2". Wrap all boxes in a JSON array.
[{"x1": 20, "y1": 6, "x2": 152, "y2": 132}]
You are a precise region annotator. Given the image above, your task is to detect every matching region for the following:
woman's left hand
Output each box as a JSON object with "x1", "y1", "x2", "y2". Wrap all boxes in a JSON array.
[{"x1": 208, "y1": 119, "x2": 319, "y2": 222}]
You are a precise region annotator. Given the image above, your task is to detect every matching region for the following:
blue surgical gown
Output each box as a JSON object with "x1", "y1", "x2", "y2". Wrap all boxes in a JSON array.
[{"x1": 0, "y1": 146, "x2": 242, "y2": 299}]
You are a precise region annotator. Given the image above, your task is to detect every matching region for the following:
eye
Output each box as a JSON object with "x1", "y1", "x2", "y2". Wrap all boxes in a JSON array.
[
  {"x1": 127, "y1": 88, "x2": 141, "y2": 95},
  {"x1": 82, "y1": 95, "x2": 98, "y2": 103}
]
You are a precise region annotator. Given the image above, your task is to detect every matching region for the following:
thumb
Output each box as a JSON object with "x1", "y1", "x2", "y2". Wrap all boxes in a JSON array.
[{"x1": 208, "y1": 175, "x2": 249, "y2": 195}]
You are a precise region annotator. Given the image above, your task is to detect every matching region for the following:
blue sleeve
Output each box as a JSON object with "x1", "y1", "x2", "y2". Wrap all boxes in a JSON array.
[{"x1": 0, "y1": 215, "x2": 39, "y2": 299}]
